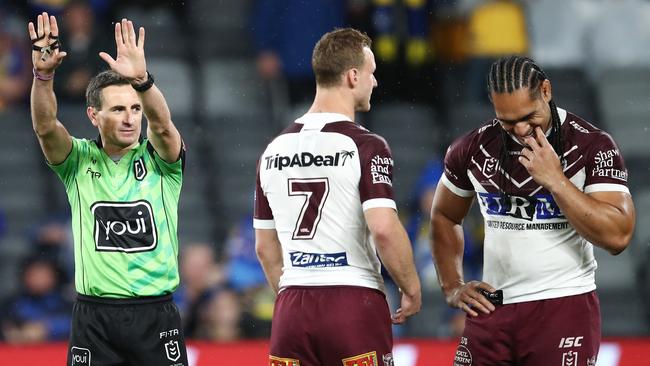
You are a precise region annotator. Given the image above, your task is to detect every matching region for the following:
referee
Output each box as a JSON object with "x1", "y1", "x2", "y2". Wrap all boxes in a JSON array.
[{"x1": 29, "y1": 13, "x2": 188, "y2": 366}]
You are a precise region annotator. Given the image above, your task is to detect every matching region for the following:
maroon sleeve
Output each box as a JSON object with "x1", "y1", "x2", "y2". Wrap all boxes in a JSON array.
[
  {"x1": 253, "y1": 158, "x2": 274, "y2": 220},
  {"x1": 443, "y1": 132, "x2": 475, "y2": 192},
  {"x1": 359, "y1": 134, "x2": 395, "y2": 203},
  {"x1": 583, "y1": 132, "x2": 629, "y2": 190}
]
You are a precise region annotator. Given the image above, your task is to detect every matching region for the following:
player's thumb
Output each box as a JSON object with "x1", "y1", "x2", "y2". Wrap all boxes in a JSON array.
[{"x1": 98, "y1": 52, "x2": 115, "y2": 66}]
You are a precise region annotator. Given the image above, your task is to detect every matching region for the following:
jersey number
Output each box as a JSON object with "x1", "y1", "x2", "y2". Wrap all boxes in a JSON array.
[{"x1": 288, "y1": 178, "x2": 330, "y2": 240}]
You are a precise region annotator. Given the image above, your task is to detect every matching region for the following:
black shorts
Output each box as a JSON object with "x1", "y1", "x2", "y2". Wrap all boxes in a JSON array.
[{"x1": 67, "y1": 294, "x2": 188, "y2": 366}]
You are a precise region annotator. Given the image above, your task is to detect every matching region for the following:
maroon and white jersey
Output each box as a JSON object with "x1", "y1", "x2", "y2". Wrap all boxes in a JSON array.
[
  {"x1": 442, "y1": 108, "x2": 630, "y2": 304},
  {"x1": 254, "y1": 113, "x2": 396, "y2": 292}
]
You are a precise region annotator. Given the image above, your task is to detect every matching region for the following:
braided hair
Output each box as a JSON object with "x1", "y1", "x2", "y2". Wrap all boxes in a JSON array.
[{"x1": 487, "y1": 55, "x2": 565, "y2": 196}]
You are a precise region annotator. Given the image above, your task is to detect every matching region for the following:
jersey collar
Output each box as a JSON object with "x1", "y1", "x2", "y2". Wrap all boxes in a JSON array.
[
  {"x1": 94, "y1": 134, "x2": 145, "y2": 149},
  {"x1": 295, "y1": 113, "x2": 352, "y2": 127}
]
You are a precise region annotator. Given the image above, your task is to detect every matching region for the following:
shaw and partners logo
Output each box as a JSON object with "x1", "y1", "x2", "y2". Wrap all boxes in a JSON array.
[
  {"x1": 478, "y1": 193, "x2": 564, "y2": 221},
  {"x1": 91, "y1": 200, "x2": 157, "y2": 252},
  {"x1": 290, "y1": 251, "x2": 349, "y2": 268},
  {"x1": 265, "y1": 150, "x2": 354, "y2": 170},
  {"x1": 371, "y1": 154, "x2": 393, "y2": 185}
]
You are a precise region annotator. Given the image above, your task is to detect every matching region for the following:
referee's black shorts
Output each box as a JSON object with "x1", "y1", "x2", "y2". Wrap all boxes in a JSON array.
[{"x1": 67, "y1": 293, "x2": 188, "y2": 366}]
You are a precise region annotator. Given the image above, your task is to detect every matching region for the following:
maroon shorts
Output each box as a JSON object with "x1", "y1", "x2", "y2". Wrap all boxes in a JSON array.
[
  {"x1": 454, "y1": 291, "x2": 601, "y2": 366},
  {"x1": 269, "y1": 285, "x2": 393, "y2": 366}
]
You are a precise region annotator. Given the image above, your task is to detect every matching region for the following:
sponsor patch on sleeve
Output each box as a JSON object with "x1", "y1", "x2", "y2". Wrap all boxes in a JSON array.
[
  {"x1": 270, "y1": 355, "x2": 301, "y2": 366},
  {"x1": 342, "y1": 351, "x2": 378, "y2": 366}
]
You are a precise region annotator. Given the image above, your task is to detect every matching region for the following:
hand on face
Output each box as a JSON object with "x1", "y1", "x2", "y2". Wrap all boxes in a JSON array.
[
  {"x1": 28, "y1": 12, "x2": 67, "y2": 74},
  {"x1": 99, "y1": 19, "x2": 147, "y2": 83},
  {"x1": 518, "y1": 126, "x2": 564, "y2": 190}
]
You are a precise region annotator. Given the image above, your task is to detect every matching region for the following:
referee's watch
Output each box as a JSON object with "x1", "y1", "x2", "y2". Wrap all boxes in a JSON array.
[{"x1": 131, "y1": 71, "x2": 154, "y2": 92}]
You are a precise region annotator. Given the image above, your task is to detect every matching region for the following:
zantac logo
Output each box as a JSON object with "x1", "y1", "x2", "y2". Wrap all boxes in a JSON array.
[
  {"x1": 265, "y1": 150, "x2": 353, "y2": 170},
  {"x1": 478, "y1": 193, "x2": 564, "y2": 221},
  {"x1": 289, "y1": 251, "x2": 348, "y2": 268},
  {"x1": 91, "y1": 200, "x2": 158, "y2": 252}
]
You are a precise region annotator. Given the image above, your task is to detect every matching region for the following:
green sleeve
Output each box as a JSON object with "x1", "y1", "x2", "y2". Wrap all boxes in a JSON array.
[
  {"x1": 150, "y1": 142, "x2": 184, "y2": 185},
  {"x1": 48, "y1": 138, "x2": 83, "y2": 187}
]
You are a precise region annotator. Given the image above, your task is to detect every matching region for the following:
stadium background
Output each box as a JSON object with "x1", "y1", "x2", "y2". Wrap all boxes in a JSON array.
[{"x1": 0, "y1": 0, "x2": 648, "y2": 365}]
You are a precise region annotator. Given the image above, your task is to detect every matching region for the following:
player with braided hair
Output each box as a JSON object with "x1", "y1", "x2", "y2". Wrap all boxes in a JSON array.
[{"x1": 430, "y1": 55, "x2": 635, "y2": 365}]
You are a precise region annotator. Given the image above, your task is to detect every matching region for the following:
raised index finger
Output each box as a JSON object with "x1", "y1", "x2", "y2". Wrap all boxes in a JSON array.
[{"x1": 535, "y1": 126, "x2": 551, "y2": 148}]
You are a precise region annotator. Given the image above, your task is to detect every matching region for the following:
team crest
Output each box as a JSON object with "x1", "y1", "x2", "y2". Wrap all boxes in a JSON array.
[
  {"x1": 134, "y1": 156, "x2": 147, "y2": 181},
  {"x1": 561, "y1": 351, "x2": 577, "y2": 366},
  {"x1": 164, "y1": 340, "x2": 181, "y2": 362},
  {"x1": 269, "y1": 355, "x2": 300, "y2": 366},
  {"x1": 482, "y1": 157, "x2": 499, "y2": 178},
  {"x1": 342, "y1": 351, "x2": 378, "y2": 366},
  {"x1": 382, "y1": 353, "x2": 394, "y2": 366}
]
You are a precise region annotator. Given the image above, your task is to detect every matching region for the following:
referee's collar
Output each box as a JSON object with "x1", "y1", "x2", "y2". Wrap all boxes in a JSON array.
[
  {"x1": 94, "y1": 134, "x2": 145, "y2": 149},
  {"x1": 295, "y1": 113, "x2": 352, "y2": 126}
]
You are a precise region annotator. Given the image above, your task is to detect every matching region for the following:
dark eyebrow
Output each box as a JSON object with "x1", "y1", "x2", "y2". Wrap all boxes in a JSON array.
[{"x1": 497, "y1": 111, "x2": 536, "y2": 125}]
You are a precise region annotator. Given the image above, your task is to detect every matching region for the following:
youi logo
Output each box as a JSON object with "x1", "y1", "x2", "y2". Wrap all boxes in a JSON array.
[{"x1": 91, "y1": 200, "x2": 158, "y2": 252}]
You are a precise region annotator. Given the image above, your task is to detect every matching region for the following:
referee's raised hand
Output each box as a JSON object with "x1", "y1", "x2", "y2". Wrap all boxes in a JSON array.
[
  {"x1": 99, "y1": 18, "x2": 148, "y2": 85},
  {"x1": 28, "y1": 12, "x2": 67, "y2": 78}
]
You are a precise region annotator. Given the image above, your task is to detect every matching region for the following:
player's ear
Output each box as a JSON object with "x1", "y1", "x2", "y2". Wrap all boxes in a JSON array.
[
  {"x1": 346, "y1": 68, "x2": 359, "y2": 88},
  {"x1": 87, "y1": 106, "x2": 98, "y2": 126},
  {"x1": 541, "y1": 79, "x2": 552, "y2": 103}
]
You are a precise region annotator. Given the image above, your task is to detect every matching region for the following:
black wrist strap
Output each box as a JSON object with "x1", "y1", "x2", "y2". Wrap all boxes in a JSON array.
[
  {"x1": 131, "y1": 71, "x2": 154, "y2": 92},
  {"x1": 31, "y1": 33, "x2": 60, "y2": 61}
]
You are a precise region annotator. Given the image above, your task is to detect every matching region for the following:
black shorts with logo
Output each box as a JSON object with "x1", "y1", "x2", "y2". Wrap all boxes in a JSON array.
[{"x1": 67, "y1": 294, "x2": 188, "y2": 366}]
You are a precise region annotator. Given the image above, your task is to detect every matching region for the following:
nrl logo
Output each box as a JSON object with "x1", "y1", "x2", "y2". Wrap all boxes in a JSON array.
[
  {"x1": 482, "y1": 157, "x2": 499, "y2": 178},
  {"x1": 164, "y1": 340, "x2": 181, "y2": 362}
]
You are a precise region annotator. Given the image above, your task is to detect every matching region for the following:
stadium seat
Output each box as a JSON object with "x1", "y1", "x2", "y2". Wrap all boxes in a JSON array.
[
  {"x1": 0, "y1": 109, "x2": 48, "y2": 297},
  {"x1": 446, "y1": 102, "x2": 495, "y2": 142},
  {"x1": 147, "y1": 58, "x2": 194, "y2": 116},
  {"x1": 187, "y1": 0, "x2": 254, "y2": 57},
  {"x1": 176, "y1": 121, "x2": 217, "y2": 243},
  {"x1": 207, "y1": 113, "x2": 275, "y2": 231},
  {"x1": 595, "y1": 67, "x2": 650, "y2": 157},
  {"x1": 527, "y1": 0, "x2": 597, "y2": 68},
  {"x1": 369, "y1": 102, "x2": 442, "y2": 207},
  {"x1": 544, "y1": 67, "x2": 599, "y2": 124},
  {"x1": 587, "y1": 0, "x2": 650, "y2": 78},
  {"x1": 200, "y1": 59, "x2": 268, "y2": 118},
  {"x1": 631, "y1": 188, "x2": 650, "y2": 333},
  {"x1": 117, "y1": 6, "x2": 189, "y2": 57}
]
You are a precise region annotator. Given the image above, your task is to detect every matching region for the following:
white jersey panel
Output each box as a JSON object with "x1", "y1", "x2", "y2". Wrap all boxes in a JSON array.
[{"x1": 255, "y1": 114, "x2": 395, "y2": 292}]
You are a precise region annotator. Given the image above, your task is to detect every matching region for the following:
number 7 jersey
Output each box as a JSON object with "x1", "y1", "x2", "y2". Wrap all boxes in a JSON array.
[{"x1": 254, "y1": 113, "x2": 397, "y2": 293}]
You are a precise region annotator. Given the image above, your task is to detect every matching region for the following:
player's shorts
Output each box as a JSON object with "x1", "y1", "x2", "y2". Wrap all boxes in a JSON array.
[
  {"x1": 67, "y1": 293, "x2": 188, "y2": 366},
  {"x1": 454, "y1": 291, "x2": 600, "y2": 366},
  {"x1": 269, "y1": 285, "x2": 394, "y2": 366}
]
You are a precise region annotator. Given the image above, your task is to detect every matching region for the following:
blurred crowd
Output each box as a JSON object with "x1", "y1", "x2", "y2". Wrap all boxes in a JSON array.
[{"x1": 1, "y1": 0, "x2": 650, "y2": 343}]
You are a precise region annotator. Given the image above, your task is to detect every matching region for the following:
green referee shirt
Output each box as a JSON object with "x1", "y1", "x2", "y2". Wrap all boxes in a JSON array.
[{"x1": 49, "y1": 136, "x2": 184, "y2": 298}]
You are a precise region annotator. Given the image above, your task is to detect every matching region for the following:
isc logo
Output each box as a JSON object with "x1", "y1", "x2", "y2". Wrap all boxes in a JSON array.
[{"x1": 558, "y1": 336, "x2": 584, "y2": 348}]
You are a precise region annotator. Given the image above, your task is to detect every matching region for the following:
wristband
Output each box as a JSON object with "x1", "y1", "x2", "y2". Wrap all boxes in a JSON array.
[
  {"x1": 33, "y1": 68, "x2": 54, "y2": 81},
  {"x1": 131, "y1": 71, "x2": 154, "y2": 92}
]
